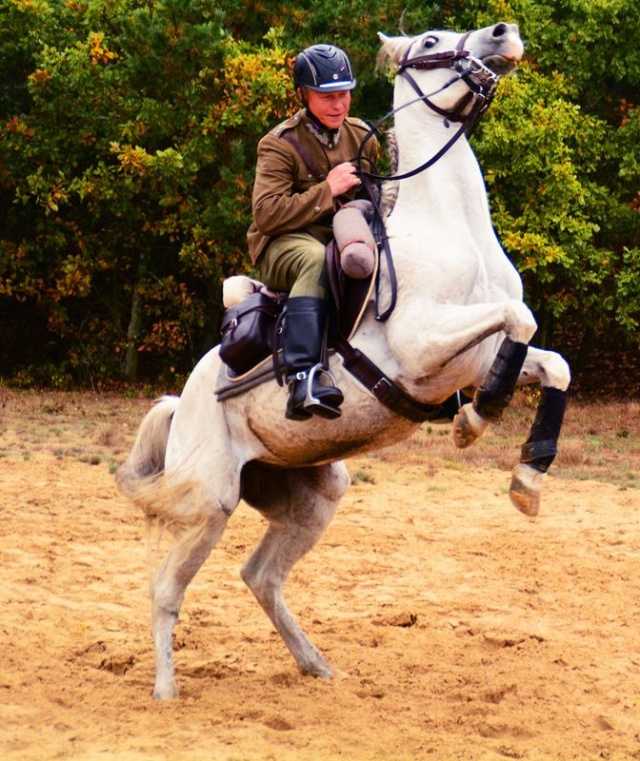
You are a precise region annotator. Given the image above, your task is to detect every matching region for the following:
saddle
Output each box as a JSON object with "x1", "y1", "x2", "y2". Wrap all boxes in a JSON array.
[
  {"x1": 216, "y1": 239, "x2": 374, "y2": 394},
  {"x1": 216, "y1": 242, "x2": 452, "y2": 424}
]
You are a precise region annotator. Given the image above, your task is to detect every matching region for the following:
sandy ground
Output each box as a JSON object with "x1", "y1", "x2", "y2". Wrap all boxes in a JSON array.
[{"x1": 1, "y1": 402, "x2": 640, "y2": 760}]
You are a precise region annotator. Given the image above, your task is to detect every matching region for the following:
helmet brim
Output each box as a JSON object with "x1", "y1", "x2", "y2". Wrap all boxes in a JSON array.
[{"x1": 302, "y1": 80, "x2": 357, "y2": 93}]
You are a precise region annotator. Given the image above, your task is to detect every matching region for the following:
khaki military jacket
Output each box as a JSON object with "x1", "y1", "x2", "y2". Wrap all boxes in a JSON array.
[{"x1": 247, "y1": 109, "x2": 379, "y2": 264}]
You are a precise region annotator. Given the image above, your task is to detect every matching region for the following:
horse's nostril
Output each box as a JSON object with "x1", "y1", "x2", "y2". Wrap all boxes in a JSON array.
[{"x1": 493, "y1": 22, "x2": 508, "y2": 38}]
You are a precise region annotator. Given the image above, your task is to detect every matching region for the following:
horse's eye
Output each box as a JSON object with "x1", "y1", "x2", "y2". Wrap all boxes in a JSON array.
[{"x1": 423, "y1": 35, "x2": 439, "y2": 49}]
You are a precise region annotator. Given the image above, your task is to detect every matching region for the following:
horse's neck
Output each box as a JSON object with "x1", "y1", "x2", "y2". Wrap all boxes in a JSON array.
[
  {"x1": 390, "y1": 115, "x2": 489, "y2": 221},
  {"x1": 375, "y1": 110, "x2": 507, "y2": 317}
]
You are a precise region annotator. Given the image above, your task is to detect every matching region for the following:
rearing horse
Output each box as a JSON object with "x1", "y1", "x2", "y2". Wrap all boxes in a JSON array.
[{"x1": 118, "y1": 22, "x2": 571, "y2": 700}]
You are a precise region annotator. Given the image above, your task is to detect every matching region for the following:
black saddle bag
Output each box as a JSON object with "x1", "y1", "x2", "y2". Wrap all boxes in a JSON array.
[{"x1": 219, "y1": 291, "x2": 284, "y2": 375}]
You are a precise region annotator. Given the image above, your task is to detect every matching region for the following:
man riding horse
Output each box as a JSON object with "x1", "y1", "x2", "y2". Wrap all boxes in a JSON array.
[{"x1": 247, "y1": 44, "x2": 379, "y2": 421}]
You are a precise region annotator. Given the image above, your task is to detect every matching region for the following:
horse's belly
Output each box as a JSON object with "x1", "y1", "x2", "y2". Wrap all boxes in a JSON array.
[{"x1": 226, "y1": 379, "x2": 419, "y2": 468}]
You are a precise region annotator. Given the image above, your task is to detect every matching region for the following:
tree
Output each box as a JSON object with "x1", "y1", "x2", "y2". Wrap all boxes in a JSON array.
[
  {"x1": 0, "y1": 0, "x2": 637, "y2": 387},
  {"x1": 0, "y1": 0, "x2": 293, "y2": 384},
  {"x1": 463, "y1": 0, "x2": 640, "y2": 359}
]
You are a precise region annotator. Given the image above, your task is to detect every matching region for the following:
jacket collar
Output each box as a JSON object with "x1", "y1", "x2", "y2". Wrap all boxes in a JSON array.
[{"x1": 303, "y1": 109, "x2": 341, "y2": 149}]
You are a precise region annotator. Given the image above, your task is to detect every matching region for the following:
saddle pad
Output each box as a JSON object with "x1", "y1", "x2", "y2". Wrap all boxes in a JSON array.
[{"x1": 215, "y1": 351, "x2": 282, "y2": 402}]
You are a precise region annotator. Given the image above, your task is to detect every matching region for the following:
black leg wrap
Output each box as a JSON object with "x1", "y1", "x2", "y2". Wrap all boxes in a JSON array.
[
  {"x1": 473, "y1": 337, "x2": 528, "y2": 422},
  {"x1": 520, "y1": 387, "x2": 568, "y2": 473}
]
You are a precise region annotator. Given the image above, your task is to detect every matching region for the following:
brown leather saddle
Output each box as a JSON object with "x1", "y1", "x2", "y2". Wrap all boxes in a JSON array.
[
  {"x1": 215, "y1": 240, "x2": 374, "y2": 391},
  {"x1": 215, "y1": 243, "x2": 453, "y2": 423}
]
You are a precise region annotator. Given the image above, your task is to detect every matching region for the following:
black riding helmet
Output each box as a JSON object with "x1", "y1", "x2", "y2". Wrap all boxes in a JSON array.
[{"x1": 293, "y1": 44, "x2": 357, "y2": 93}]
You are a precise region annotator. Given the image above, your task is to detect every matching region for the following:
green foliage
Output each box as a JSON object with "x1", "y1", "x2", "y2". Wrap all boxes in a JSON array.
[
  {"x1": 0, "y1": 0, "x2": 293, "y2": 383},
  {"x1": 0, "y1": 0, "x2": 638, "y2": 386},
  {"x1": 477, "y1": 0, "x2": 640, "y2": 348}
]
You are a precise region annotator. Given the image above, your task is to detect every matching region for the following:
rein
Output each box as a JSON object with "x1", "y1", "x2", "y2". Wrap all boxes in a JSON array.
[{"x1": 355, "y1": 31, "x2": 501, "y2": 322}]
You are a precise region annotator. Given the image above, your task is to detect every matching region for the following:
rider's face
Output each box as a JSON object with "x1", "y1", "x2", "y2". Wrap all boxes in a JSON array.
[{"x1": 302, "y1": 89, "x2": 352, "y2": 130}]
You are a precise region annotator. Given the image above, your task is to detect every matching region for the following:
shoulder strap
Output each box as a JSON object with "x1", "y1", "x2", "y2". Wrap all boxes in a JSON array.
[{"x1": 280, "y1": 132, "x2": 327, "y2": 181}]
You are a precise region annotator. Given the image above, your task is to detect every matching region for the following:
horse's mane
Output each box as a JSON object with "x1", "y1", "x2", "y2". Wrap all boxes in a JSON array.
[
  {"x1": 380, "y1": 129, "x2": 399, "y2": 220},
  {"x1": 374, "y1": 32, "x2": 407, "y2": 219}
]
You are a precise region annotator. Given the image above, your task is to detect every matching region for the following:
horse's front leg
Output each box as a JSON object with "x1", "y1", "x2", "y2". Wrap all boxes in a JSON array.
[
  {"x1": 452, "y1": 335, "x2": 529, "y2": 447},
  {"x1": 394, "y1": 299, "x2": 537, "y2": 446},
  {"x1": 509, "y1": 346, "x2": 571, "y2": 516}
]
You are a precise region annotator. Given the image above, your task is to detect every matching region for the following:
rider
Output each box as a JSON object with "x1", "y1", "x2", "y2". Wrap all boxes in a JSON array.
[{"x1": 247, "y1": 44, "x2": 379, "y2": 421}]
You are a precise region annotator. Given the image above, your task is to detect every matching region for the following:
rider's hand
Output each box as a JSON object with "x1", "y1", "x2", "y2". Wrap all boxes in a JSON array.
[{"x1": 326, "y1": 162, "x2": 361, "y2": 197}]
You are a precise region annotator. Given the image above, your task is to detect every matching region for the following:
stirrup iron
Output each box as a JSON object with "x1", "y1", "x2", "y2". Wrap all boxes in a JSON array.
[
  {"x1": 288, "y1": 363, "x2": 343, "y2": 420},
  {"x1": 303, "y1": 364, "x2": 340, "y2": 414}
]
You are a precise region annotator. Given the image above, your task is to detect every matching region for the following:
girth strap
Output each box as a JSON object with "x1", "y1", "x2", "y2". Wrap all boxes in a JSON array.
[{"x1": 336, "y1": 337, "x2": 444, "y2": 423}]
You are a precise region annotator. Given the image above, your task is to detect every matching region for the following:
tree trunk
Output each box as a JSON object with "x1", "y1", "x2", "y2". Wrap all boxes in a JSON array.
[
  {"x1": 574, "y1": 325, "x2": 598, "y2": 375},
  {"x1": 124, "y1": 253, "x2": 146, "y2": 382}
]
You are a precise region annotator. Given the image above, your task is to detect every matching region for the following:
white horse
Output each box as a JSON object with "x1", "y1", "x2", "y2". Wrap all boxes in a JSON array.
[{"x1": 118, "y1": 22, "x2": 571, "y2": 700}]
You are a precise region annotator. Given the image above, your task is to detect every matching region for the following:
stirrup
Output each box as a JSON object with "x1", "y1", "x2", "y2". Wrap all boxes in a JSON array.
[
  {"x1": 286, "y1": 364, "x2": 343, "y2": 421},
  {"x1": 302, "y1": 363, "x2": 343, "y2": 419}
]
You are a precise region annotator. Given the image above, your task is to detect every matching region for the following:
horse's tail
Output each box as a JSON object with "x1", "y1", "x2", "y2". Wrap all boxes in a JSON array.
[{"x1": 117, "y1": 395, "x2": 179, "y2": 520}]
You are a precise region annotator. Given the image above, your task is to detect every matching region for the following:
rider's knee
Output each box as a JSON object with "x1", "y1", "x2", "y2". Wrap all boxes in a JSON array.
[{"x1": 288, "y1": 240, "x2": 328, "y2": 299}]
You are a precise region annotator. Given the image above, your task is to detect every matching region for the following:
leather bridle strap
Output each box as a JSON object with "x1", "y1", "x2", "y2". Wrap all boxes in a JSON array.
[
  {"x1": 397, "y1": 31, "x2": 489, "y2": 123},
  {"x1": 398, "y1": 30, "x2": 473, "y2": 73}
]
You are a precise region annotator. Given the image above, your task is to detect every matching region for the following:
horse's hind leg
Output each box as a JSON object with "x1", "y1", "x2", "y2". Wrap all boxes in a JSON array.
[
  {"x1": 240, "y1": 461, "x2": 350, "y2": 679},
  {"x1": 151, "y1": 510, "x2": 230, "y2": 699}
]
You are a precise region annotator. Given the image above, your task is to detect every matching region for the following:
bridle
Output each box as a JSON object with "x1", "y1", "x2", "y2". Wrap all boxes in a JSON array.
[
  {"x1": 356, "y1": 30, "x2": 503, "y2": 320},
  {"x1": 358, "y1": 30, "x2": 502, "y2": 184},
  {"x1": 396, "y1": 30, "x2": 500, "y2": 125}
]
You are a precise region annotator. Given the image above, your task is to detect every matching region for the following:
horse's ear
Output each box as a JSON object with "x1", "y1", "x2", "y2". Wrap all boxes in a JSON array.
[{"x1": 377, "y1": 32, "x2": 410, "y2": 70}]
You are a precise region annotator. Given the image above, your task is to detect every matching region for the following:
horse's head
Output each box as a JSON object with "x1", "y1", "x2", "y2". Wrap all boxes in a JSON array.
[{"x1": 378, "y1": 23, "x2": 523, "y2": 123}]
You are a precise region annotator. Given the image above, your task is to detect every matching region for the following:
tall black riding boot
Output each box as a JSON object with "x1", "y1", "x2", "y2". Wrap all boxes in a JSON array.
[{"x1": 282, "y1": 297, "x2": 344, "y2": 421}]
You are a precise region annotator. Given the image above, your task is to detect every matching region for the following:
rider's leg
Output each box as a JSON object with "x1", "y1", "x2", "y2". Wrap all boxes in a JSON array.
[
  {"x1": 281, "y1": 296, "x2": 344, "y2": 420},
  {"x1": 258, "y1": 234, "x2": 343, "y2": 421},
  {"x1": 259, "y1": 232, "x2": 328, "y2": 299}
]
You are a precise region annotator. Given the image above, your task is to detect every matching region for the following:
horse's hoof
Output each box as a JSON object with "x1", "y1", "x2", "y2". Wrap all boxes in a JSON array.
[
  {"x1": 509, "y1": 463, "x2": 544, "y2": 517},
  {"x1": 326, "y1": 664, "x2": 349, "y2": 680},
  {"x1": 301, "y1": 660, "x2": 348, "y2": 680},
  {"x1": 153, "y1": 680, "x2": 179, "y2": 701},
  {"x1": 453, "y1": 403, "x2": 488, "y2": 448}
]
